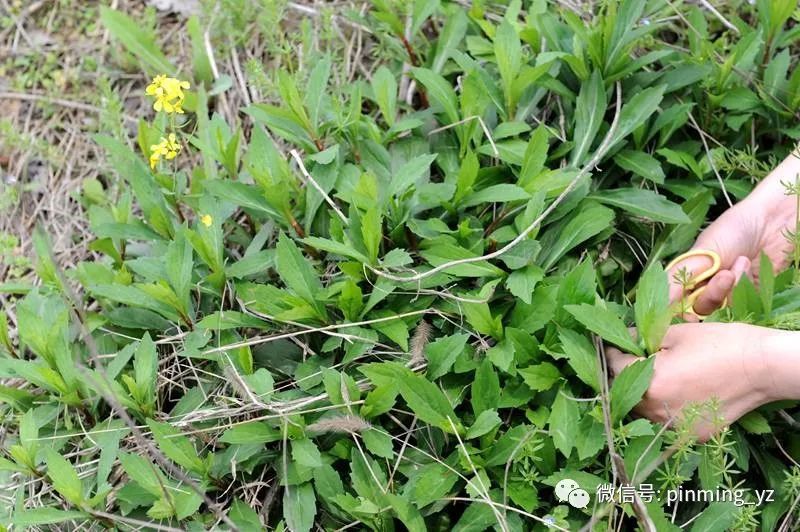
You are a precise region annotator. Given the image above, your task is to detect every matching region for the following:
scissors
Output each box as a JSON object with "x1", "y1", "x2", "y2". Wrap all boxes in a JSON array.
[{"x1": 665, "y1": 249, "x2": 724, "y2": 320}]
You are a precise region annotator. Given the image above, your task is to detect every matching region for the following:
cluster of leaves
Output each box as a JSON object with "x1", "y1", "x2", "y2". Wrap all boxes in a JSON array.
[{"x1": 3, "y1": 0, "x2": 800, "y2": 530}]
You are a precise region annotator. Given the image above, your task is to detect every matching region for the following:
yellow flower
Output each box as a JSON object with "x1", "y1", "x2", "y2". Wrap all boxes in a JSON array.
[
  {"x1": 149, "y1": 151, "x2": 160, "y2": 169},
  {"x1": 200, "y1": 214, "x2": 213, "y2": 227},
  {"x1": 145, "y1": 75, "x2": 190, "y2": 114},
  {"x1": 149, "y1": 133, "x2": 181, "y2": 169}
]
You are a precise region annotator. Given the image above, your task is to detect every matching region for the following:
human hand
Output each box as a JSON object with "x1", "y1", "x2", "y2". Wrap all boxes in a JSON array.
[
  {"x1": 605, "y1": 323, "x2": 777, "y2": 441},
  {"x1": 667, "y1": 197, "x2": 794, "y2": 318}
]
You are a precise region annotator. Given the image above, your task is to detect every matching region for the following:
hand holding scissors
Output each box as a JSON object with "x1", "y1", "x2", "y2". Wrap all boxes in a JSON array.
[{"x1": 666, "y1": 249, "x2": 751, "y2": 320}]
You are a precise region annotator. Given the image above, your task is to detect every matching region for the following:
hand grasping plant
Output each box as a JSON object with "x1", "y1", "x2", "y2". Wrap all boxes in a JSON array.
[
  {"x1": 607, "y1": 150, "x2": 800, "y2": 439},
  {"x1": 666, "y1": 151, "x2": 800, "y2": 316},
  {"x1": 606, "y1": 322, "x2": 800, "y2": 441}
]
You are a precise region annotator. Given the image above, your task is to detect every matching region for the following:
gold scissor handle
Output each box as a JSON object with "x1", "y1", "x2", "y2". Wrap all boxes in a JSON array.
[
  {"x1": 665, "y1": 249, "x2": 722, "y2": 289},
  {"x1": 666, "y1": 249, "x2": 724, "y2": 319}
]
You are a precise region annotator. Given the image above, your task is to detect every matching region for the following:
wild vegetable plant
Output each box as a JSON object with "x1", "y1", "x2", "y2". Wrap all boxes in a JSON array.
[{"x1": 2, "y1": 1, "x2": 800, "y2": 531}]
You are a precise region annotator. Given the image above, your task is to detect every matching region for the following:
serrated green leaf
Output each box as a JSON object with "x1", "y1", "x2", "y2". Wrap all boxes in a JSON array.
[
  {"x1": 147, "y1": 419, "x2": 206, "y2": 474},
  {"x1": 411, "y1": 67, "x2": 460, "y2": 124},
  {"x1": 220, "y1": 422, "x2": 282, "y2": 444},
  {"x1": 420, "y1": 243, "x2": 504, "y2": 278},
  {"x1": 461, "y1": 184, "x2": 530, "y2": 208},
  {"x1": 409, "y1": 462, "x2": 459, "y2": 507},
  {"x1": 283, "y1": 483, "x2": 316, "y2": 532},
  {"x1": 386, "y1": 493, "x2": 427, "y2": 532},
  {"x1": 548, "y1": 386, "x2": 580, "y2": 458},
  {"x1": 737, "y1": 411, "x2": 771, "y2": 434},
  {"x1": 634, "y1": 263, "x2": 671, "y2": 354},
  {"x1": 276, "y1": 233, "x2": 326, "y2": 317},
  {"x1": 118, "y1": 452, "x2": 166, "y2": 498},
  {"x1": 557, "y1": 328, "x2": 601, "y2": 392},
  {"x1": 506, "y1": 265, "x2": 544, "y2": 304},
  {"x1": 133, "y1": 333, "x2": 157, "y2": 410},
  {"x1": 361, "y1": 207, "x2": 382, "y2": 264},
  {"x1": 494, "y1": 20, "x2": 522, "y2": 113},
  {"x1": 362, "y1": 428, "x2": 394, "y2": 458},
  {"x1": 472, "y1": 359, "x2": 500, "y2": 415},
  {"x1": 608, "y1": 85, "x2": 666, "y2": 148},
  {"x1": 689, "y1": 502, "x2": 739, "y2": 532},
  {"x1": 571, "y1": 69, "x2": 606, "y2": 166},
  {"x1": 466, "y1": 409, "x2": 502, "y2": 439},
  {"x1": 372, "y1": 66, "x2": 398, "y2": 126},
  {"x1": 538, "y1": 202, "x2": 615, "y2": 270},
  {"x1": 302, "y1": 236, "x2": 369, "y2": 263},
  {"x1": 566, "y1": 303, "x2": 643, "y2": 356},
  {"x1": 203, "y1": 180, "x2": 280, "y2": 217},
  {"x1": 304, "y1": 55, "x2": 331, "y2": 132},
  {"x1": 614, "y1": 149, "x2": 665, "y2": 183},
  {"x1": 425, "y1": 333, "x2": 469, "y2": 380},
  {"x1": 392, "y1": 364, "x2": 461, "y2": 433},
  {"x1": 590, "y1": 188, "x2": 690, "y2": 224},
  {"x1": 44, "y1": 449, "x2": 83, "y2": 505},
  {"x1": 228, "y1": 498, "x2": 264, "y2": 531},
  {"x1": 610, "y1": 358, "x2": 654, "y2": 423},
  {"x1": 390, "y1": 153, "x2": 437, "y2": 197},
  {"x1": 292, "y1": 438, "x2": 322, "y2": 468},
  {"x1": 519, "y1": 362, "x2": 561, "y2": 392}
]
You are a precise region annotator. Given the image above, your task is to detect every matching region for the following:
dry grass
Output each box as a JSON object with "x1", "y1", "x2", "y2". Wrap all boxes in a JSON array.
[{"x1": 1, "y1": 1, "x2": 166, "y2": 285}]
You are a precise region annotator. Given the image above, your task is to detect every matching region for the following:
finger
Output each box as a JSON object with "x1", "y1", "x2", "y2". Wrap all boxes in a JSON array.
[
  {"x1": 691, "y1": 270, "x2": 735, "y2": 316},
  {"x1": 675, "y1": 307, "x2": 702, "y2": 323},
  {"x1": 604, "y1": 346, "x2": 638, "y2": 377},
  {"x1": 730, "y1": 256, "x2": 751, "y2": 283},
  {"x1": 722, "y1": 256, "x2": 752, "y2": 307},
  {"x1": 660, "y1": 323, "x2": 687, "y2": 347},
  {"x1": 667, "y1": 252, "x2": 722, "y2": 303},
  {"x1": 672, "y1": 255, "x2": 751, "y2": 318}
]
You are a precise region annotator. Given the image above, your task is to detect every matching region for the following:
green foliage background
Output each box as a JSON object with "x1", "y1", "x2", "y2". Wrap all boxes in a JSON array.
[{"x1": 2, "y1": 0, "x2": 800, "y2": 530}]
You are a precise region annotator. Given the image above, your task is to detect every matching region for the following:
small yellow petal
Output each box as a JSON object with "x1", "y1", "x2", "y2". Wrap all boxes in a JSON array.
[
  {"x1": 145, "y1": 76, "x2": 189, "y2": 114},
  {"x1": 200, "y1": 214, "x2": 213, "y2": 227}
]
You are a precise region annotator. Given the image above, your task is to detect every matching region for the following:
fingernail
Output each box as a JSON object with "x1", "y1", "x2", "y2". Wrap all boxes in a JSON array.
[{"x1": 732, "y1": 256, "x2": 750, "y2": 280}]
